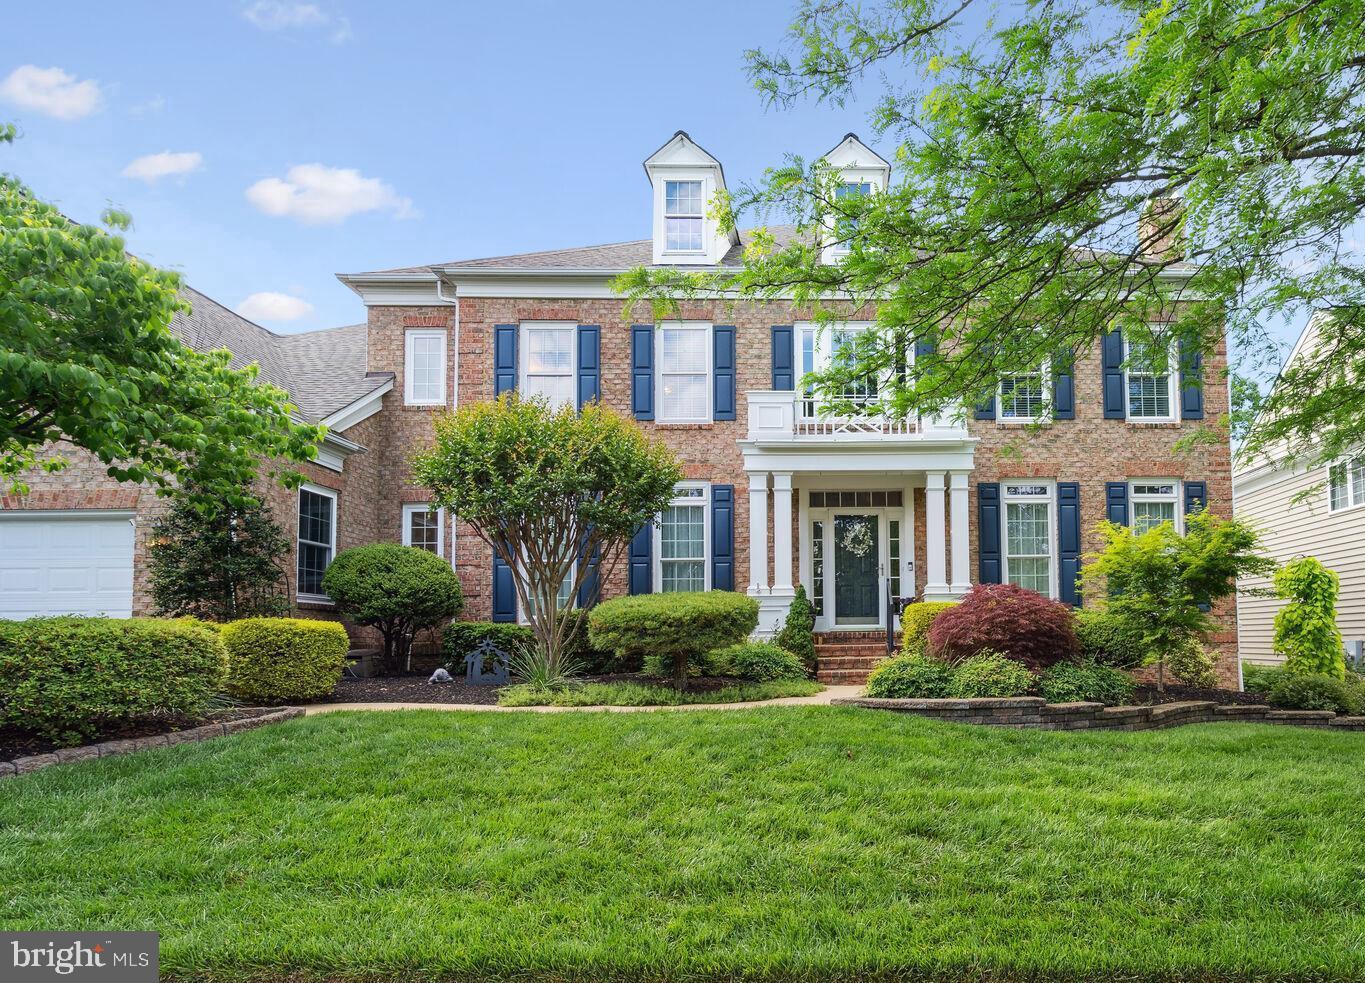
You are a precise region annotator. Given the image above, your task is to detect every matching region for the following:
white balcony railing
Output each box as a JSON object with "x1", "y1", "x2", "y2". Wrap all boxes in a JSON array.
[
  {"x1": 795, "y1": 392, "x2": 917, "y2": 437},
  {"x1": 746, "y1": 391, "x2": 969, "y2": 443}
]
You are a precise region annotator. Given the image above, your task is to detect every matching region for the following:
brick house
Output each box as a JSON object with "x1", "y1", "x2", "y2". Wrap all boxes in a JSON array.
[{"x1": 0, "y1": 131, "x2": 1237, "y2": 683}]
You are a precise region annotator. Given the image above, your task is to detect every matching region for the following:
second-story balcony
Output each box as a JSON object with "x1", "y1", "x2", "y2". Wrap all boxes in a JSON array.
[{"x1": 745, "y1": 390, "x2": 970, "y2": 445}]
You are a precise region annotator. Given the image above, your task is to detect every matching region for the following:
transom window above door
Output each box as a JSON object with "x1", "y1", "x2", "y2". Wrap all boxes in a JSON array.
[
  {"x1": 1002, "y1": 483, "x2": 1055, "y2": 598},
  {"x1": 664, "y1": 180, "x2": 704, "y2": 252},
  {"x1": 519, "y1": 322, "x2": 576, "y2": 410},
  {"x1": 1130, "y1": 480, "x2": 1180, "y2": 534},
  {"x1": 808, "y1": 490, "x2": 903, "y2": 509}
]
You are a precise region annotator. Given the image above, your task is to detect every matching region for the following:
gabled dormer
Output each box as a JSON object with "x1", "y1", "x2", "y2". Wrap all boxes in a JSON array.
[
  {"x1": 820, "y1": 133, "x2": 892, "y2": 263},
  {"x1": 644, "y1": 131, "x2": 738, "y2": 266}
]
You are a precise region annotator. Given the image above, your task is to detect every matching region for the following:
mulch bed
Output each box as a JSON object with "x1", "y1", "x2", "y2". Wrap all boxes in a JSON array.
[
  {"x1": 1133, "y1": 684, "x2": 1265, "y2": 706},
  {"x1": 320, "y1": 673, "x2": 503, "y2": 705},
  {"x1": 0, "y1": 707, "x2": 271, "y2": 762}
]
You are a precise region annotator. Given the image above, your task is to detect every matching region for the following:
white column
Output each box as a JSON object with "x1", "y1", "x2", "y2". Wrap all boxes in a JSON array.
[
  {"x1": 771, "y1": 473, "x2": 794, "y2": 592},
  {"x1": 748, "y1": 472, "x2": 770, "y2": 593},
  {"x1": 924, "y1": 471, "x2": 950, "y2": 600},
  {"x1": 950, "y1": 471, "x2": 971, "y2": 595},
  {"x1": 902, "y1": 484, "x2": 916, "y2": 598}
]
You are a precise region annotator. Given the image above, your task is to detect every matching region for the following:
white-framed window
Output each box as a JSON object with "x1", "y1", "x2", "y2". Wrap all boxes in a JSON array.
[
  {"x1": 1002, "y1": 482, "x2": 1056, "y2": 598},
  {"x1": 664, "y1": 179, "x2": 704, "y2": 252},
  {"x1": 1125, "y1": 337, "x2": 1178, "y2": 421},
  {"x1": 519, "y1": 322, "x2": 575, "y2": 410},
  {"x1": 1130, "y1": 480, "x2": 1181, "y2": 534},
  {"x1": 1328, "y1": 455, "x2": 1365, "y2": 512},
  {"x1": 797, "y1": 321, "x2": 884, "y2": 415},
  {"x1": 830, "y1": 180, "x2": 872, "y2": 252},
  {"x1": 404, "y1": 329, "x2": 447, "y2": 406},
  {"x1": 401, "y1": 503, "x2": 444, "y2": 557},
  {"x1": 296, "y1": 483, "x2": 337, "y2": 600},
  {"x1": 655, "y1": 483, "x2": 709, "y2": 592},
  {"x1": 657, "y1": 322, "x2": 711, "y2": 422},
  {"x1": 998, "y1": 362, "x2": 1049, "y2": 422},
  {"x1": 519, "y1": 562, "x2": 576, "y2": 624}
]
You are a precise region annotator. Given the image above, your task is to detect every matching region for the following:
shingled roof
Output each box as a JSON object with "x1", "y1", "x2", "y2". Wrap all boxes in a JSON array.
[{"x1": 172, "y1": 286, "x2": 387, "y2": 424}]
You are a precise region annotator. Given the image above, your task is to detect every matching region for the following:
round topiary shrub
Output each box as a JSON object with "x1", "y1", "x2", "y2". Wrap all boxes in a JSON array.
[
  {"x1": 865, "y1": 653, "x2": 954, "y2": 698},
  {"x1": 323, "y1": 543, "x2": 464, "y2": 674},
  {"x1": 1267, "y1": 672, "x2": 1364, "y2": 715},
  {"x1": 711, "y1": 641, "x2": 807, "y2": 681},
  {"x1": 1039, "y1": 660, "x2": 1135, "y2": 705},
  {"x1": 0, "y1": 616, "x2": 228, "y2": 745},
  {"x1": 947, "y1": 651, "x2": 1038, "y2": 698},
  {"x1": 588, "y1": 591, "x2": 759, "y2": 689},
  {"x1": 1074, "y1": 609, "x2": 1147, "y2": 669},
  {"x1": 928, "y1": 584, "x2": 1079, "y2": 669},
  {"x1": 220, "y1": 617, "x2": 350, "y2": 703},
  {"x1": 900, "y1": 601, "x2": 957, "y2": 657}
]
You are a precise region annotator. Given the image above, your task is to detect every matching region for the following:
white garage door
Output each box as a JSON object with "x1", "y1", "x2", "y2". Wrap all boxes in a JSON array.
[{"x1": 0, "y1": 512, "x2": 136, "y2": 619}]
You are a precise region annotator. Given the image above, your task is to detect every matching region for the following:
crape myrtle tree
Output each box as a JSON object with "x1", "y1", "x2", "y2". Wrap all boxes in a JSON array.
[
  {"x1": 1, "y1": 124, "x2": 320, "y2": 505},
  {"x1": 616, "y1": 0, "x2": 1365, "y2": 464},
  {"x1": 411, "y1": 395, "x2": 683, "y2": 678}
]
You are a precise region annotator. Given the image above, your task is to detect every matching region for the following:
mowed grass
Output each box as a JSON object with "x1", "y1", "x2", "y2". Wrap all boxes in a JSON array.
[
  {"x1": 2, "y1": 709, "x2": 1364, "y2": 982},
  {"x1": 498, "y1": 678, "x2": 823, "y2": 706}
]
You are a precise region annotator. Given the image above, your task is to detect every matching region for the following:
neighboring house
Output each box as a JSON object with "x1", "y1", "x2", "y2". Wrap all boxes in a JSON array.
[
  {"x1": 1234, "y1": 313, "x2": 1365, "y2": 666},
  {"x1": 1, "y1": 131, "x2": 1237, "y2": 683}
]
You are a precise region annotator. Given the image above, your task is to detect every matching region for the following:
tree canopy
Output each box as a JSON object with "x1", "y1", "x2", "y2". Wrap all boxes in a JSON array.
[
  {"x1": 617, "y1": 0, "x2": 1365, "y2": 465},
  {"x1": 1, "y1": 125, "x2": 320, "y2": 503}
]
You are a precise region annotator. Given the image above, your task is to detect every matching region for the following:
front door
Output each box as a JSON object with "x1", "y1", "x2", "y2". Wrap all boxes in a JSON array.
[{"x1": 833, "y1": 513, "x2": 880, "y2": 626}]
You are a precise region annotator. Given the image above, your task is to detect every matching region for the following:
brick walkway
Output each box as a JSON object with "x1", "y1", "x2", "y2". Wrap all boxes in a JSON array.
[{"x1": 304, "y1": 685, "x2": 864, "y2": 715}]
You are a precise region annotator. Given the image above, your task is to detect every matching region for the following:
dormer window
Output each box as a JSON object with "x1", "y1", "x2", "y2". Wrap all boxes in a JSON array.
[
  {"x1": 665, "y1": 180, "x2": 704, "y2": 252},
  {"x1": 832, "y1": 181, "x2": 872, "y2": 252}
]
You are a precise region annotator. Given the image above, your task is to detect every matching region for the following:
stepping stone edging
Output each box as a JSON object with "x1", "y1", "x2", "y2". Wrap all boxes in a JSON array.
[
  {"x1": 0, "y1": 707, "x2": 305, "y2": 778},
  {"x1": 832, "y1": 697, "x2": 1365, "y2": 732}
]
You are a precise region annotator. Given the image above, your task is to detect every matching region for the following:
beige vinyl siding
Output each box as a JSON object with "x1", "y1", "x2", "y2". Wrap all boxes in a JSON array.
[{"x1": 1235, "y1": 460, "x2": 1365, "y2": 664}]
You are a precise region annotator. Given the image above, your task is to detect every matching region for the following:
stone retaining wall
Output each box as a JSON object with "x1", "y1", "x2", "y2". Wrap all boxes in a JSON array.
[
  {"x1": 833, "y1": 697, "x2": 1365, "y2": 732},
  {"x1": 0, "y1": 707, "x2": 305, "y2": 778}
]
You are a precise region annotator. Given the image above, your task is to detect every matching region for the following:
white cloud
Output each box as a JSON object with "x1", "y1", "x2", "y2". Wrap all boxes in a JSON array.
[
  {"x1": 238, "y1": 292, "x2": 315, "y2": 323},
  {"x1": 122, "y1": 151, "x2": 204, "y2": 183},
  {"x1": 243, "y1": 2, "x2": 351, "y2": 42},
  {"x1": 129, "y1": 94, "x2": 166, "y2": 117},
  {"x1": 245, "y1": 163, "x2": 415, "y2": 224},
  {"x1": 0, "y1": 65, "x2": 102, "y2": 120}
]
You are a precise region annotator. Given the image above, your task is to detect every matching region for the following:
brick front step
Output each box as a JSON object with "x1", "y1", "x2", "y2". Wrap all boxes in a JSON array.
[
  {"x1": 814, "y1": 630, "x2": 895, "y2": 644},
  {"x1": 817, "y1": 669, "x2": 876, "y2": 685},
  {"x1": 817, "y1": 654, "x2": 887, "y2": 670},
  {"x1": 814, "y1": 643, "x2": 889, "y2": 657}
]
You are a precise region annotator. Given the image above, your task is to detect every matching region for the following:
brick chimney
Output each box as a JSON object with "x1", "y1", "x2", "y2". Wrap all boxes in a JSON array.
[{"x1": 1138, "y1": 196, "x2": 1185, "y2": 260}]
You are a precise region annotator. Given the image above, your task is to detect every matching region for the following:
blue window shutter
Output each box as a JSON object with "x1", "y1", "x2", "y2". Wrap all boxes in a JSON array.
[
  {"x1": 711, "y1": 484, "x2": 735, "y2": 590},
  {"x1": 1102, "y1": 328, "x2": 1125, "y2": 418},
  {"x1": 1179, "y1": 336, "x2": 1204, "y2": 419},
  {"x1": 975, "y1": 393, "x2": 996, "y2": 420},
  {"x1": 576, "y1": 324, "x2": 600, "y2": 409},
  {"x1": 771, "y1": 325, "x2": 795, "y2": 390},
  {"x1": 714, "y1": 326, "x2": 736, "y2": 421},
  {"x1": 491, "y1": 550, "x2": 516, "y2": 622},
  {"x1": 1053, "y1": 347, "x2": 1075, "y2": 420},
  {"x1": 631, "y1": 325, "x2": 654, "y2": 420},
  {"x1": 577, "y1": 527, "x2": 600, "y2": 609},
  {"x1": 1057, "y1": 481, "x2": 1081, "y2": 607},
  {"x1": 1183, "y1": 480, "x2": 1207, "y2": 516},
  {"x1": 494, "y1": 325, "x2": 518, "y2": 397},
  {"x1": 628, "y1": 523, "x2": 652, "y2": 594},
  {"x1": 977, "y1": 482, "x2": 1001, "y2": 584},
  {"x1": 1105, "y1": 482, "x2": 1129, "y2": 526},
  {"x1": 914, "y1": 336, "x2": 936, "y2": 361}
]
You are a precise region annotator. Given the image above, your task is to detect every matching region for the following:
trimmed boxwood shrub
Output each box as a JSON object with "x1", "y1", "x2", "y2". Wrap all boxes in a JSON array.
[
  {"x1": 1168, "y1": 641, "x2": 1218, "y2": 688},
  {"x1": 710, "y1": 641, "x2": 807, "y2": 681},
  {"x1": 900, "y1": 601, "x2": 957, "y2": 657},
  {"x1": 0, "y1": 617, "x2": 228, "y2": 745},
  {"x1": 220, "y1": 617, "x2": 349, "y2": 704},
  {"x1": 442, "y1": 622, "x2": 535, "y2": 670},
  {"x1": 1242, "y1": 662, "x2": 1283, "y2": 695},
  {"x1": 1267, "y1": 672, "x2": 1364, "y2": 715},
  {"x1": 865, "y1": 653, "x2": 954, "y2": 698},
  {"x1": 1074, "y1": 609, "x2": 1147, "y2": 669},
  {"x1": 1039, "y1": 660, "x2": 1135, "y2": 705},
  {"x1": 589, "y1": 591, "x2": 759, "y2": 689},
  {"x1": 947, "y1": 651, "x2": 1038, "y2": 698},
  {"x1": 928, "y1": 584, "x2": 1079, "y2": 669}
]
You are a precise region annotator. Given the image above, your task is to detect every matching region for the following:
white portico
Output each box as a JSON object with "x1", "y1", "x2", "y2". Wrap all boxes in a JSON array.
[{"x1": 741, "y1": 390, "x2": 977, "y2": 635}]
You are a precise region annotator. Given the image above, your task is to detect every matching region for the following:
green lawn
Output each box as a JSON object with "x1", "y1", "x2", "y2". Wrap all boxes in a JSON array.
[
  {"x1": 2, "y1": 709, "x2": 1363, "y2": 982},
  {"x1": 498, "y1": 678, "x2": 823, "y2": 706}
]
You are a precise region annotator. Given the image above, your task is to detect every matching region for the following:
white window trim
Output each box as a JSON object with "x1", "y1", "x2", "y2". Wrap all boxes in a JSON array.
[
  {"x1": 1000, "y1": 481, "x2": 1058, "y2": 600},
  {"x1": 516, "y1": 556, "x2": 577, "y2": 625},
  {"x1": 1124, "y1": 336, "x2": 1179, "y2": 422},
  {"x1": 662, "y1": 178, "x2": 707, "y2": 256},
  {"x1": 518, "y1": 321, "x2": 577, "y2": 411},
  {"x1": 401, "y1": 503, "x2": 445, "y2": 559},
  {"x1": 1327, "y1": 455, "x2": 1365, "y2": 513},
  {"x1": 653, "y1": 482, "x2": 711, "y2": 592},
  {"x1": 996, "y1": 360, "x2": 1051, "y2": 424},
  {"x1": 1129, "y1": 479, "x2": 1183, "y2": 534},
  {"x1": 655, "y1": 321, "x2": 713, "y2": 423},
  {"x1": 796, "y1": 321, "x2": 891, "y2": 417},
  {"x1": 296, "y1": 482, "x2": 338, "y2": 603},
  {"x1": 404, "y1": 329, "x2": 447, "y2": 406}
]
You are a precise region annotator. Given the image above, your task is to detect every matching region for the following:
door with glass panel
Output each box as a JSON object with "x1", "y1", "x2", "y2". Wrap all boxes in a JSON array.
[{"x1": 833, "y1": 514, "x2": 881, "y2": 625}]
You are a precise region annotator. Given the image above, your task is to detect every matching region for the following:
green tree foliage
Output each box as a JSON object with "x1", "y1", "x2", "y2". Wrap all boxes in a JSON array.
[
  {"x1": 0, "y1": 126, "x2": 320, "y2": 503},
  {"x1": 588, "y1": 591, "x2": 759, "y2": 690},
  {"x1": 619, "y1": 0, "x2": 1365, "y2": 467},
  {"x1": 1081, "y1": 511, "x2": 1274, "y2": 688},
  {"x1": 412, "y1": 395, "x2": 683, "y2": 678},
  {"x1": 322, "y1": 544, "x2": 464, "y2": 674},
  {"x1": 148, "y1": 485, "x2": 291, "y2": 621},
  {"x1": 1273, "y1": 557, "x2": 1346, "y2": 678},
  {"x1": 774, "y1": 585, "x2": 817, "y2": 671}
]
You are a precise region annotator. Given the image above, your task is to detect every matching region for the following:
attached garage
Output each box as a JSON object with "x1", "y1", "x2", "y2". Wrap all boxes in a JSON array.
[{"x1": 0, "y1": 511, "x2": 136, "y2": 619}]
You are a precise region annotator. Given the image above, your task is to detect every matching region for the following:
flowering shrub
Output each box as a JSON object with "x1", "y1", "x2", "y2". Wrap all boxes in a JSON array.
[{"x1": 927, "y1": 584, "x2": 1079, "y2": 669}]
